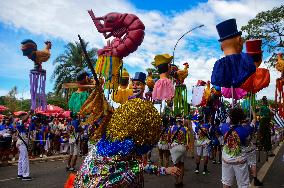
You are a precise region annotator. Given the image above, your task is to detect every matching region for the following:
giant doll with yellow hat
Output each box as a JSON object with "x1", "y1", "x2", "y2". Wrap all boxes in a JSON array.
[
  {"x1": 152, "y1": 54, "x2": 175, "y2": 101},
  {"x1": 112, "y1": 68, "x2": 133, "y2": 104}
]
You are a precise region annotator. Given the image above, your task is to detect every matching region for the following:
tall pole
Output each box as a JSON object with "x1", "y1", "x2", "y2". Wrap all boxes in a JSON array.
[{"x1": 172, "y1": 24, "x2": 204, "y2": 64}]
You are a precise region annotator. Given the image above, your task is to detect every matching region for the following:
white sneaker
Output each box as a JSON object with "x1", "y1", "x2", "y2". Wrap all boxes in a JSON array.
[
  {"x1": 12, "y1": 157, "x2": 16, "y2": 162},
  {"x1": 43, "y1": 155, "x2": 47, "y2": 158},
  {"x1": 40, "y1": 154, "x2": 43, "y2": 158}
]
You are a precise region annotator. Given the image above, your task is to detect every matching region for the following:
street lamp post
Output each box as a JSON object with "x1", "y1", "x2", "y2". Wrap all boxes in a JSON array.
[{"x1": 172, "y1": 24, "x2": 204, "y2": 64}]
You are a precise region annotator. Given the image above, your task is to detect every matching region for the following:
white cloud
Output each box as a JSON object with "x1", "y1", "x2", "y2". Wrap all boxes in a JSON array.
[{"x1": 0, "y1": 0, "x2": 283, "y2": 101}]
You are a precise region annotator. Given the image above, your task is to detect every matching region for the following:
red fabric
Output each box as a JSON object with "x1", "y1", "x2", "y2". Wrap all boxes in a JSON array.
[
  {"x1": 240, "y1": 68, "x2": 270, "y2": 94},
  {"x1": 64, "y1": 173, "x2": 75, "y2": 188},
  {"x1": 276, "y1": 78, "x2": 284, "y2": 118}
]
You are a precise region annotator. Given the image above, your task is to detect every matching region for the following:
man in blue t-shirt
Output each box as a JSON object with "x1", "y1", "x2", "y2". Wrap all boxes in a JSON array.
[{"x1": 219, "y1": 107, "x2": 253, "y2": 188}]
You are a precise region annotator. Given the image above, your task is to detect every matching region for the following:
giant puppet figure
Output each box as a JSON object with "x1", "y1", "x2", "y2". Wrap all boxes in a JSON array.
[
  {"x1": 21, "y1": 40, "x2": 52, "y2": 110},
  {"x1": 211, "y1": 19, "x2": 256, "y2": 104},
  {"x1": 88, "y1": 10, "x2": 145, "y2": 90}
]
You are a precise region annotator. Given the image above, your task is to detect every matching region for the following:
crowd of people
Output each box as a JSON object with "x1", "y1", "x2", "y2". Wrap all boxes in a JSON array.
[{"x1": 0, "y1": 114, "x2": 89, "y2": 165}]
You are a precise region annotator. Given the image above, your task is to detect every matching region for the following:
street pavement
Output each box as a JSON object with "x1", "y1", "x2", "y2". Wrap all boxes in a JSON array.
[{"x1": 0, "y1": 144, "x2": 282, "y2": 188}]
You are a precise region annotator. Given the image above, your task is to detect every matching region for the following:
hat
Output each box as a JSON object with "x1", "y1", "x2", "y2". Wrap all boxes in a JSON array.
[
  {"x1": 246, "y1": 39, "x2": 262, "y2": 54},
  {"x1": 154, "y1": 54, "x2": 173, "y2": 67},
  {"x1": 132, "y1": 72, "x2": 146, "y2": 84},
  {"x1": 121, "y1": 68, "x2": 130, "y2": 78},
  {"x1": 216, "y1": 18, "x2": 242, "y2": 42}
]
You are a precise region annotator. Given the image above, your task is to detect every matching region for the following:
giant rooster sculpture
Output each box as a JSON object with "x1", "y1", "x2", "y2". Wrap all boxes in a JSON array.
[{"x1": 21, "y1": 39, "x2": 52, "y2": 110}]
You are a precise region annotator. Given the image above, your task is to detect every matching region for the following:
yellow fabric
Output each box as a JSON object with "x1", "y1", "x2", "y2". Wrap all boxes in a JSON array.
[
  {"x1": 154, "y1": 54, "x2": 173, "y2": 67},
  {"x1": 112, "y1": 86, "x2": 133, "y2": 104}
]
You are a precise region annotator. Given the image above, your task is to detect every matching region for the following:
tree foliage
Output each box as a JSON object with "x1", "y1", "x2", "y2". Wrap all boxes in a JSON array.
[
  {"x1": 52, "y1": 40, "x2": 97, "y2": 94},
  {"x1": 241, "y1": 5, "x2": 284, "y2": 67}
]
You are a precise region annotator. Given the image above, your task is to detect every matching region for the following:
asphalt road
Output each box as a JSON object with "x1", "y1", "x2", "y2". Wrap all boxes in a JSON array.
[{"x1": 0, "y1": 145, "x2": 282, "y2": 188}]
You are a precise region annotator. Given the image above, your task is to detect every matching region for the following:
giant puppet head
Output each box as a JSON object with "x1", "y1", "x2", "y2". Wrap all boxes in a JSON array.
[{"x1": 131, "y1": 72, "x2": 146, "y2": 98}]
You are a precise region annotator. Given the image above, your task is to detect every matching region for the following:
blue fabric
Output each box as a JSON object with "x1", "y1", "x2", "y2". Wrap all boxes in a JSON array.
[
  {"x1": 71, "y1": 119, "x2": 80, "y2": 132},
  {"x1": 211, "y1": 53, "x2": 256, "y2": 88},
  {"x1": 219, "y1": 123, "x2": 252, "y2": 146},
  {"x1": 0, "y1": 124, "x2": 5, "y2": 131},
  {"x1": 195, "y1": 123, "x2": 210, "y2": 133}
]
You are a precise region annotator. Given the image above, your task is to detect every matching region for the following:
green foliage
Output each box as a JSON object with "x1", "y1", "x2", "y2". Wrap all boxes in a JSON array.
[
  {"x1": 241, "y1": 5, "x2": 284, "y2": 67},
  {"x1": 46, "y1": 92, "x2": 68, "y2": 110},
  {"x1": 52, "y1": 40, "x2": 98, "y2": 94}
]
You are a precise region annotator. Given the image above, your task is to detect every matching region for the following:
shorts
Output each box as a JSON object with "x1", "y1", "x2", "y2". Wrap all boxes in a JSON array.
[
  {"x1": 222, "y1": 161, "x2": 249, "y2": 188},
  {"x1": 247, "y1": 150, "x2": 256, "y2": 166},
  {"x1": 196, "y1": 145, "x2": 209, "y2": 157},
  {"x1": 69, "y1": 143, "x2": 79, "y2": 156},
  {"x1": 170, "y1": 144, "x2": 186, "y2": 165}
]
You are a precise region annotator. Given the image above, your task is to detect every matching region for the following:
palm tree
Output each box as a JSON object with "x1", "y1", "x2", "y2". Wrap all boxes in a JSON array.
[{"x1": 52, "y1": 40, "x2": 97, "y2": 95}]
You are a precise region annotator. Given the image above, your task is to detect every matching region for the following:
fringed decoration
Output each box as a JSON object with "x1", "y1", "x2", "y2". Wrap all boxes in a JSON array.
[{"x1": 173, "y1": 85, "x2": 188, "y2": 116}]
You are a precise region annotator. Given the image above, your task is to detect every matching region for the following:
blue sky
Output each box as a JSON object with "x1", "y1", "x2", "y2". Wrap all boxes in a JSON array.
[{"x1": 0, "y1": 0, "x2": 283, "y2": 100}]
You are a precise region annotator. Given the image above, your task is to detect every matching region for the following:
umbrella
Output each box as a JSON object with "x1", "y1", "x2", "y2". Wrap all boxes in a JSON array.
[
  {"x1": 0, "y1": 105, "x2": 8, "y2": 112},
  {"x1": 35, "y1": 104, "x2": 64, "y2": 115},
  {"x1": 57, "y1": 111, "x2": 71, "y2": 118},
  {"x1": 14, "y1": 111, "x2": 28, "y2": 116}
]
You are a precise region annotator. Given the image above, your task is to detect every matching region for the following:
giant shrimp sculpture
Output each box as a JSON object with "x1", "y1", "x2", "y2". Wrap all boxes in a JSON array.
[
  {"x1": 88, "y1": 10, "x2": 145, "y2": 89},
  {"x1": 21, "y1": 39, "x2": 52, "y2": 110}
]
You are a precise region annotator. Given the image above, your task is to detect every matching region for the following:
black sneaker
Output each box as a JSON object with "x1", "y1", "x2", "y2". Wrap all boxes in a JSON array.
[
  {"x1": 194, "y1": 169, "x2": 199, "y2": 174},
  {"x1": 22, "y1": 177, "x2": 32, "y2": 181},
  {"x1": 212, "y1": 160, "x2": 216, "y2": 164},
  {"x1": 217, "y1": 161, "x2": 222, "y2": 164},
  {"x1": 254, "y1": 178, "x2": 263, "y2": 186},
  {"x1": 17, "y1": 175, "x2": 23, "y2": 179}
]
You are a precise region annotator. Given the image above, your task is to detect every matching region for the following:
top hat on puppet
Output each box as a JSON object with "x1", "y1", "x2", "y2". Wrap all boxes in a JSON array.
[
  {"x1": 132, "y1": 72, "x2": 146, "y2": 84},
  {"x1": 216, "y1": 18, "x2": 242, "y2": 42},
  {"x1": 121, "y1": 68, "x2": 130, "y2": 78},
  {"x1": 246, "y1": 39, "x2": 262, "y2": 55}
]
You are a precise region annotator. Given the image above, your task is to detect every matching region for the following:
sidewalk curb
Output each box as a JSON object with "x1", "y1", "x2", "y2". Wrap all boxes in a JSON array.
[
  {"x1": 1, "y1": 155, "x2": 69, "y2": 167},
  {"x1": 249, "y1": 142, "x2": 283, "y2": 188}
]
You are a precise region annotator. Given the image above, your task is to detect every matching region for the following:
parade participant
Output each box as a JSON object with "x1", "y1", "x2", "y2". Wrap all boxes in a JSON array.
[
  {"x1": 66, "y1": 98, "x2": 181, "y2": 188},
  {"x1": 16, "y1": 112, "x2": 32, "y2": 181},
  {"x1": 112, "y1": 68, "x2": 133, "y2": 104},
  {"x1": 152, "y1": 54, "x2": 175, "y2": 101},
  {"x1": 220, "y1": 107, "x2": 253, "y2": 188},
  {"x1": 242, "y1": 108, "x2": 263, "y2": 186},
  {"x1": 170, "y1": 115, "x2": 189, "y2": 186},
  {"x1": 66, "y1": 115, "x2": 81, "y2": 172},
  {"x1": 68, "y1": 71, "x2": 91, "y2": 114},
  {"x1": 158, "y1": 116, "x2": 171, "y2": 167},
  {"x1": 210, "y1": 118, "x2": 222, "y2": 164},
  {"x1": 194, "y1": 116, "x2": 211, "y2": 174},
  {"x1": 258, "y1": 96, "x2": 274, "y2": 157}
]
